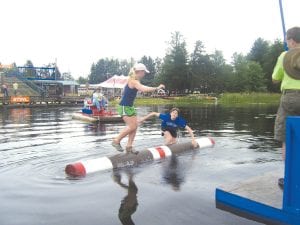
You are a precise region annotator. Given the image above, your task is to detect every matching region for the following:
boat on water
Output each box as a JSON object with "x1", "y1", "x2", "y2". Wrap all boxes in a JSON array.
[{"x1": 72, "y1": 98, "x2": 122, "y2": 123}]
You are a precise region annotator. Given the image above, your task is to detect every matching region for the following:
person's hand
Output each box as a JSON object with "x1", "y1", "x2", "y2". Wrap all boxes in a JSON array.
[
  {"x1": 158, "y1": 84, "x2": 165, "y2": 90},
  {"x1": 192, "y1": 139, "x2": 198, "y2": 148}
]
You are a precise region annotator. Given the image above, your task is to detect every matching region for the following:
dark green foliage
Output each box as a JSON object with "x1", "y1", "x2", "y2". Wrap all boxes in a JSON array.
[
  {"x1": 84, "y1": 33, "x2": 286, "y2": 92},
  {"x1": 88, "y1": 58, "x2": 128, "y2": 84},
  {"x1": 87, "y1": 57, "x2": 159, "y2": 85},
  {"x1": 77, "y1": 76, "x2": 88, "y2": 84},
  {"x1": 158, "y1": 32, "x2": 190, "y2": 92},
  {"x1": 157, "y1": 34, "x2": 281, "y2": 93},
  {"x1": 23, "y1": 60, "x2": 37, "y2": 78},
  {"x1": 139, "y1": 56, "x2": 156, "y2": 86},
  {"x1": 247, "y1": 38, "x2": 284, "y2": 92},
  {"x1": 230, "y1": 53, "x2": 266, "y2": 92}
]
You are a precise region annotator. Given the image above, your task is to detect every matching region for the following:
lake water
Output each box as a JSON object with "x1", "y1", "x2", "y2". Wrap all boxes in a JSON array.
[{"x1": 0, "y1": 104, "x2": 283, "y2": 225}]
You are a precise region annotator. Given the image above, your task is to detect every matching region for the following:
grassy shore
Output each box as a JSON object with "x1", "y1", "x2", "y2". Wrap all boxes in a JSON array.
[
  {"x1": 111, "y1": 93, "x2": 281, "y2": 106},
  {"x1": 217, "y1": 93, "x2": 281, "y2": 105}
]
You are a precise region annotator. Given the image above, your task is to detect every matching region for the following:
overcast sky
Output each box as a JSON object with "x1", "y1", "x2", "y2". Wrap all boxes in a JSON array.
[{"x1": 1, "y1": 0, "x2": 299, "y2": 78}]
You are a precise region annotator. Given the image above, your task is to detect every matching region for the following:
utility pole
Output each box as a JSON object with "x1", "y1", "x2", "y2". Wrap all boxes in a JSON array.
[
  {"x1": 279, "y1": 0, "x2": 288, "y2": 51},
  {"x1": 55, "y1": 58, "x2": 57, "y2": 80}
]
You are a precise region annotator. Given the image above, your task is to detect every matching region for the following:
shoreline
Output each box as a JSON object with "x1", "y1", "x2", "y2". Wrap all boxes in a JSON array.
[
  {"x1": 124, "y1": 93, "x2": 281, "y2": 106},
  {"x1": 0, "y1": 93, "x2": 281, "y2": 109}
]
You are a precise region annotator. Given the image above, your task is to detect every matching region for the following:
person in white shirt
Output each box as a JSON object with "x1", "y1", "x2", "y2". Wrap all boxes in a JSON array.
[
  {"x1": 92, "y1": 88, "x2": 108, "y2": 111},
  {"x1": 13, "y1": 82, "x2": 18, "y2": 96}
]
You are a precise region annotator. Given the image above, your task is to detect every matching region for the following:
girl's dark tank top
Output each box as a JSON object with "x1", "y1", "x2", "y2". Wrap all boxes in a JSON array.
[{"x1": 119, "y1": 84, "x2": 138, "y2": 106}]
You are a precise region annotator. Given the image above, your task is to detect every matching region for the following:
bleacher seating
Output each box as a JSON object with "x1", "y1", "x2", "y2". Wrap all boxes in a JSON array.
[{"x1": 2, "y1": 75, "x2": 40, "y2": 96}]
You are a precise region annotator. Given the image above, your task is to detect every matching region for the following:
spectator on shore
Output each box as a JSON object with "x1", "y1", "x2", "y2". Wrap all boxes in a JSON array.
[
  {"x1": 2, "y1": 83, "x2": 8, "y2": 97},
  {"x1": 13, "y1": 82, "x2": 18, "y2": 96}
]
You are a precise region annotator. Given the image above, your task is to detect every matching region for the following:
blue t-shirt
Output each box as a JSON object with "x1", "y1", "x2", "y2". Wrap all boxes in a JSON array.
[{"x1": 159, "y1": 113, "x2": 187, "y2": 130}]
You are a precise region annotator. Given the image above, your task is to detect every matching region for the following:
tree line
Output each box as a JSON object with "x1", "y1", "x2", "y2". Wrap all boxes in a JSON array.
[
  {"x1": 79, "y1": 56, "x2": 160, "y2": 87},
  {"x1": 82, "y1": 31, "x2": 284, "y2": 93}
]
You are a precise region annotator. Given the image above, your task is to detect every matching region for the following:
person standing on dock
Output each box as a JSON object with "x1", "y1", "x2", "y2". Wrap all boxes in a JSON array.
[
  {"x1": 13, "y1": 82, "x2": 18, "y2": 96},
  {"x1": 2, "y1": 83, "x2": 8, "y2": 97},
  {"x1": 139, "y1": 107, "x2": 198, "y2": 148},
  {"x1": 272, "y1": 26, "x2": 300, "y2": 189},
  {"x1": 112, "y1": 63, "x2": 165, "y2": 152}
]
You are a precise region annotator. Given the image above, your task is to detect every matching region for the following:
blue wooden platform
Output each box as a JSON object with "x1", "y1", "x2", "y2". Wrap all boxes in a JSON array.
[{"x1": 216, "y1": 117, "x2": 300, "y2": 225}]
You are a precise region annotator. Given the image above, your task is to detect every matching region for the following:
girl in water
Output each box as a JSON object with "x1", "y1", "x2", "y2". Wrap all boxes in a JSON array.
[
  {"x1": 112, "y1": 63, "x2": 165, "y2": 152},
  {"x1": 139, "y1": 107, "x2": 198, "y2": 148}
]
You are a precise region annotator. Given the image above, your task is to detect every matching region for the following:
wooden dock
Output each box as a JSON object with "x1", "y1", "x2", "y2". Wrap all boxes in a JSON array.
[
  {"x1": 218, "y1": 170, "x2": 283, "y2": 209},
  {"x1": 216, "y1": 170, "x2": 285, "y2": 224},
  {"x1": 0, "y1": 96, "x2": 85, "y2": 108}
]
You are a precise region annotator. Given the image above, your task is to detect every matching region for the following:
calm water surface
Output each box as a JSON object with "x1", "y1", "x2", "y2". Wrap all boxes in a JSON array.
[{"x1": 0, "y1": 105, "x2": 283, "y2": 225}]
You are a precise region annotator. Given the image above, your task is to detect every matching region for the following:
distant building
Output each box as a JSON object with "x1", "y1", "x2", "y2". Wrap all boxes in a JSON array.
[{"x1": 7, "y1": 65, "x2": 79, "y2": 97}]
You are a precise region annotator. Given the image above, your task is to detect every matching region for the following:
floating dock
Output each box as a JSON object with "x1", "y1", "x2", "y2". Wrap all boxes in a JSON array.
[
  {"x1": 72, "y1": 112, "x2": 123, "y2": 123},
  {"x1": 216, "y1": 170, "x2": 284, "y2": 224},
  {"x1": 216, "y1": 117, "x2": 300, "y2": 225},
  {"x1": 218, "y1": 170, "x2": 283, "y2": 209}
]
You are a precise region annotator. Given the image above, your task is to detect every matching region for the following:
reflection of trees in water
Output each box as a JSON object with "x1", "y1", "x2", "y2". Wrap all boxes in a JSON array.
[
  {"x1": 184, "y1": 105, "x2": 277, "y2": 136},
  {"x1": 113, "y1": 170, "x2": 138, "y2": 225},
  {"x1": 184, "y1": 105, "x2": 281, "y2": 152}
]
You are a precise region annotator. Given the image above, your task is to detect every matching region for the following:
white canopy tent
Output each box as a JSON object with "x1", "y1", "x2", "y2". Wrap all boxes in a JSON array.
[
  {"x1": 97, "y1": 75, "x2": 128, "y2": 98},
  {"x1": 79, "y1": 75, "x2": 128, "y2": 97},
  {"x1": 97, "y1": 75, "x2": 128, "y2": 89}
]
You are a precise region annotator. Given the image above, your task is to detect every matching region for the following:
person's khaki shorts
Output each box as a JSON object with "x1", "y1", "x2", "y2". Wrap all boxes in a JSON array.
[{"x1": 274, "y1": 91, "x2": 300, "y2": 142}]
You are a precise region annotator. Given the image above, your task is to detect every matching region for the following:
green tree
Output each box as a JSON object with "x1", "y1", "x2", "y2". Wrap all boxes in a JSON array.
[
  {"x1": 190, "y1": 40, "x2": 214, "y2": 93},
  {"x1": 139, "y1": 56, "x2": 156, "y2": 86},
  {"x1": 154, "y1": 57, "x2": 163, "y2": 85},
  {"x1": 160, "y1": 31, "x2": 189, "y2": 92},
  {"x1": 89, "y1": 63, "x2": 97, "y2": 83},
  {"x1": 3, "y1": 62, "x2": 19, "y2": 76},
  {"x1": 88, "y1": 58, "x2": 131, "y2": 84},
  {"x1": 88, "y1": 58, "x2": 113, "y2": 84},
  {"x1": 262, "y1": 39, "x2": 284, "y2": 92},
  {"x1": 231, "y1": 53, "x2": 266, "y2": 92},
  {"x1": 248, "y1": 38, "x2": 270, "y2": 66},
  {"x1": 24, "y1": 60, "x2": 37, "y2": 78},
  {"x1": 248, "y1": 38, "x2": 284, "y2": 92},
  {"x1": 119, "y1": 59, "x2": 131, "y2": 76},
  {"x1": 210, "y1": 50, "x2": 233, "y2": 93},
  {"x1": 77, "y1": 76, "x2": 88, "y2": 84},
  {"x1": 45, "y1": 62, "x2": 61, "y2": 80}
]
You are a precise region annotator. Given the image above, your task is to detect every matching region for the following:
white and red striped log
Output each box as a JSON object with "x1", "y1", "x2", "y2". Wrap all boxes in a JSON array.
[{"x1": 65, "y1": 137, "x2": 215, "y2": 177}]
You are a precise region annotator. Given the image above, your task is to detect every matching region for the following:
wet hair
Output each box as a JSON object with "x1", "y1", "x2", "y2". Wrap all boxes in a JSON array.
[
  {"x1": 170, "y1": 107, "x2": 180, "y2": 114},
  {"x1": 287, "y1": 27, "x2": 300, "y2": 43}
]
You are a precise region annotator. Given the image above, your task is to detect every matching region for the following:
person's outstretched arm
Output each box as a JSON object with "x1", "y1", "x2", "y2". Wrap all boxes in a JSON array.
[
  {"x1": 185, "y1": 125, "x2": 198, "y2": 148},
  {"x1": 138, "y1": 112, "x2": 160, "y2": 124},
  {"x1": 131, "y1": 80, "x2": 165, "y2": 93}
]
